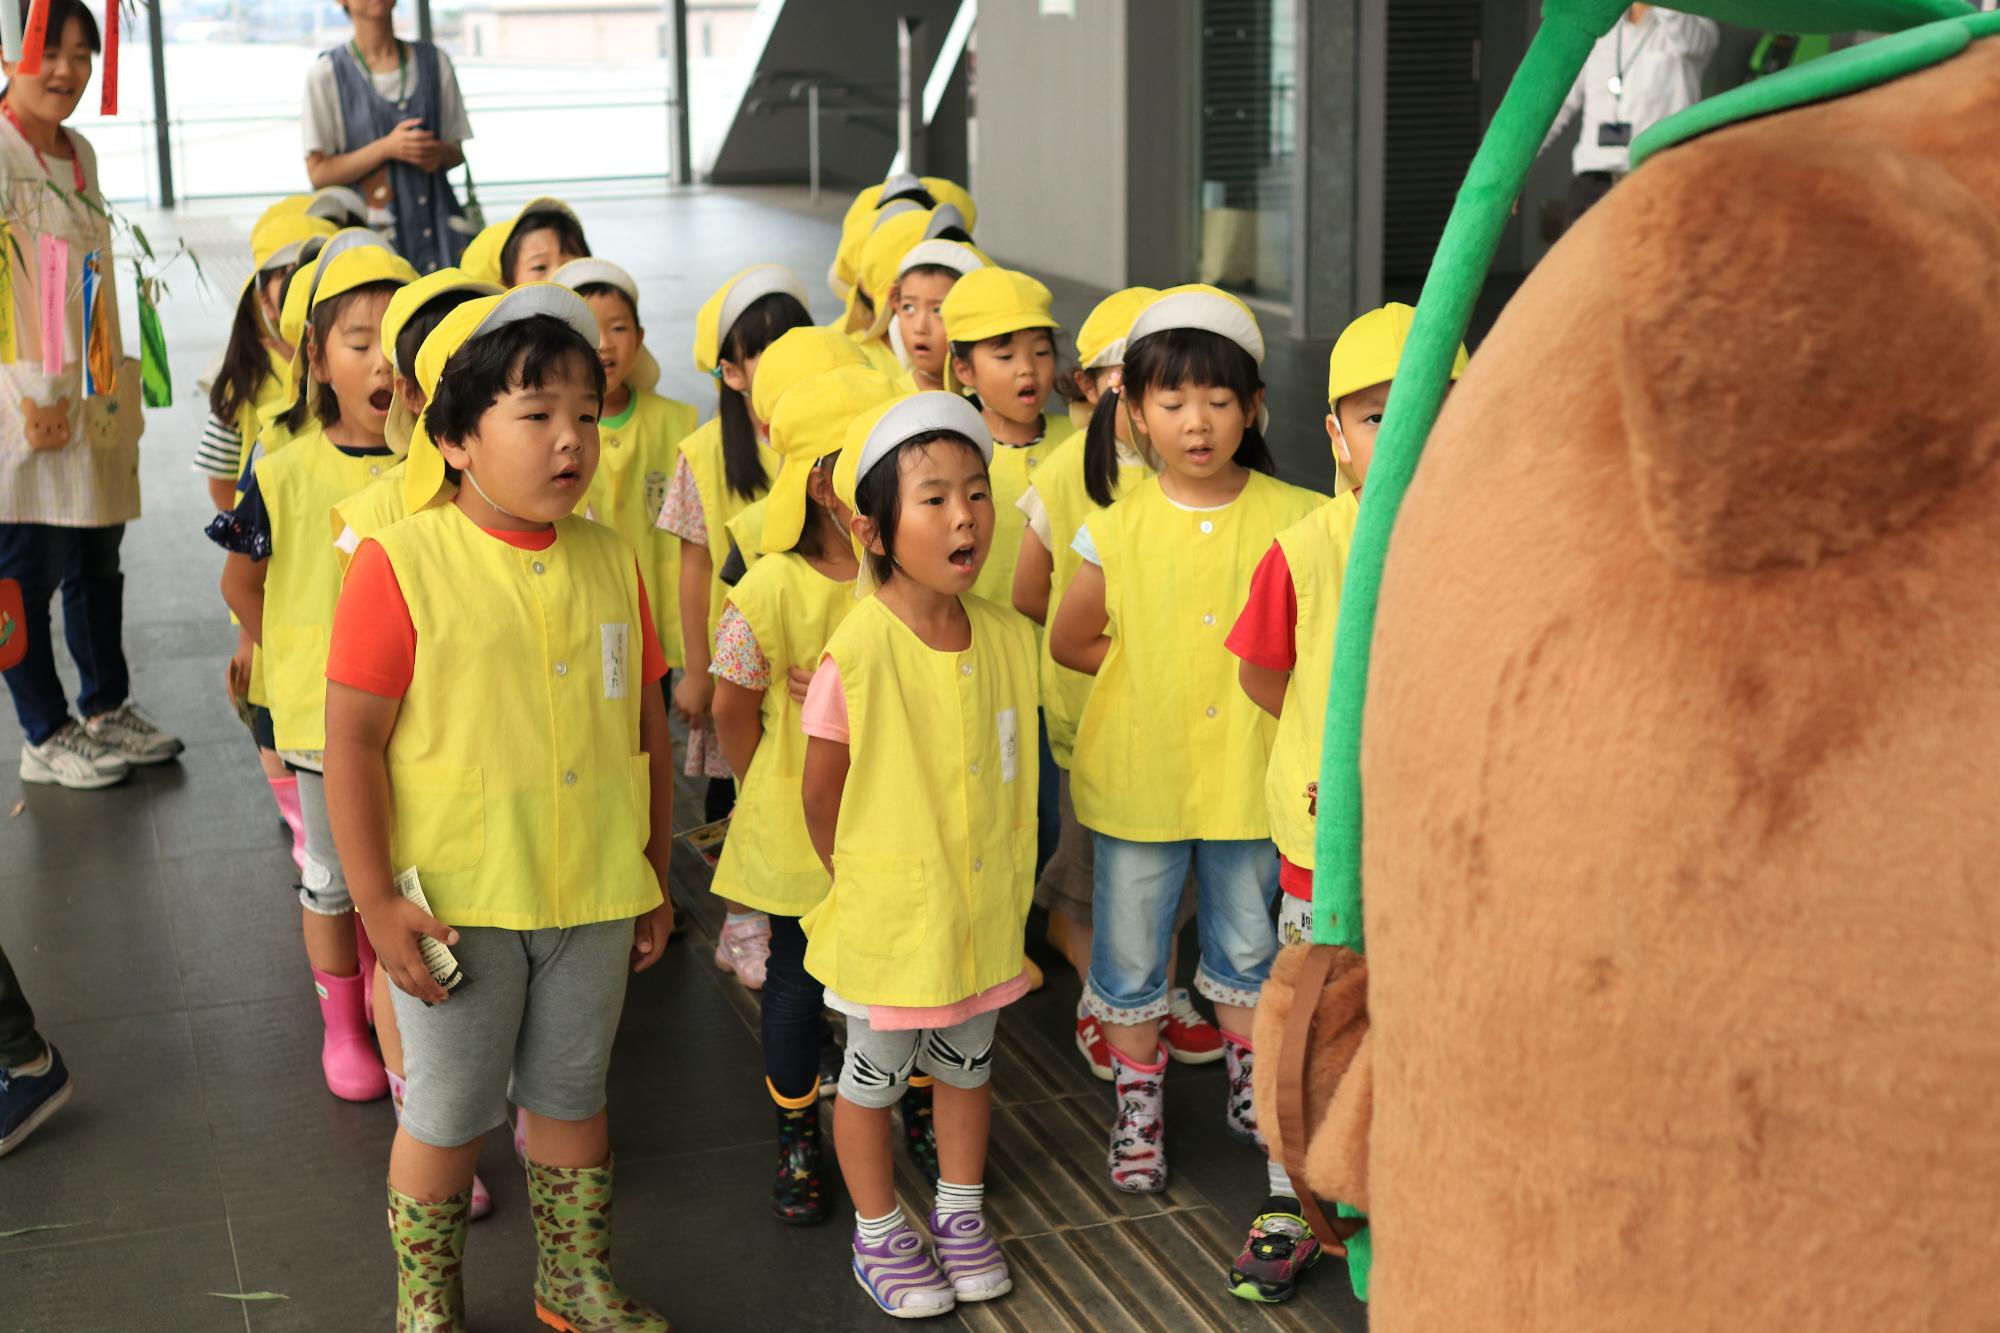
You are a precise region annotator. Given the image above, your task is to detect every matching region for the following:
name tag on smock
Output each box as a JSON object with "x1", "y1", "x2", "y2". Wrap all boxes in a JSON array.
[
  {"x1": 602, "y1": 624, "x2": 629, "y2": 700},
  {"x1": 998, "y1": 708, "x2": 1019, "y2": 784}
]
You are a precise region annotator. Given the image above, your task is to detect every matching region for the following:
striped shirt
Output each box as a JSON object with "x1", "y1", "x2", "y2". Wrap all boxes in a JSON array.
[{"x1": 194, "y1": 410, "x2": 243, "y2": 481}]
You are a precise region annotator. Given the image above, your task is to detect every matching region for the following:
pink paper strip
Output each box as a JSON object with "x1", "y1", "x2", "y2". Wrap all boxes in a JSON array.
[{"x1": 37, "y1": 232, "x2": 66, "y2": 377}]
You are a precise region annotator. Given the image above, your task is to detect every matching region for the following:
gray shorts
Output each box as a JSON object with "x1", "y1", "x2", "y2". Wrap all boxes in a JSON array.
[
  {"x1": 837, "y1": 1007, "x2": 1001, "y2": 1110},
  {"x1": 390, "y1": 918, "x2": 634, "y2": 1147},
  {"x1": 291, "y1": 766, "x2": 351, "y2": 916}
]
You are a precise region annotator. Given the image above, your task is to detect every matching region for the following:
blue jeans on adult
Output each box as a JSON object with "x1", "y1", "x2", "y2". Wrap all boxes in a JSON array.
[
  {"x1": 0, "y1": 523, "x2": 129, "y2": 745},
  {"x1": 1085, "y1": 833, "x2": 1279, "y2": 1026}
]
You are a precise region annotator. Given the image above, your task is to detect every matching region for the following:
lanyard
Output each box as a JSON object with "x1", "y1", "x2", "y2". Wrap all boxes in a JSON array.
[
  {"x1": 350, "y1": 38, "x2": 409, "y2": 102},
  {"x1": 1609, "y1": 15, "x2": 1660, "y2": 99},
  {"x1": 1, "y1": 98, "x2": 85, "y2": 191}
]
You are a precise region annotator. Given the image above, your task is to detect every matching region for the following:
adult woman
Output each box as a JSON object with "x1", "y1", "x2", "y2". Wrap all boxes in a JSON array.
[
  {"x1": 303, "y1": 0, "x2": 472, "y2": 273},
  {"x1": 0, "y1": 0, "x2": 181, "y2": 789}
]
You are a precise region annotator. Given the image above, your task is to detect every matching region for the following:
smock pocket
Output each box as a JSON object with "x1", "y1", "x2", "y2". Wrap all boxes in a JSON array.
[
  {"x1": 628, "y1": 754, "x2": 654, "y2": 848},
  {"x1": 388, "y1": 763, "x2": 486, "y2": 876},
  {"x1": 832, "y1": 853, "x2": 928, "y2": 961}
]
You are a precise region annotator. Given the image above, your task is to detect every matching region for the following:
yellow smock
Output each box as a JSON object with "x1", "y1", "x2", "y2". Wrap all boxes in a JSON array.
[
  {"x1": 724, "y1": 497, "x2": 768, "y2": 581},
  {"x1": 708, "y1": 552, "x2": 856, "y2": 916},
  {"x1": 1072, "y1": 472, "x2": 1326, "y2": 843},
  {"x1": 583, "y1": 388, "x2": 700, "y2": 668},
  {"x1": 369, "y1": 505, "x2": 663, "y2": 929},
  {"x1": 677, "y1": 417, "x2": 779, "y2": 647},
  {"x1": 800, "y1": 595, "x2": 1038, "y2": 1007},
  {"x1": 972, "y1": 411, "x2": 1075, "y2": 608},
  {"x1": 1265, "y1": 494, "x2": 1359, "y2": 869}
]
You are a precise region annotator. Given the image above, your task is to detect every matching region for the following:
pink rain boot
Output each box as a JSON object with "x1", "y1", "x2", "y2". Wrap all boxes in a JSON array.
[
  {"x1": 353, "y1": 917, "x2": 379, "y2": 1027},
  {"x1": 387, "y1": 1070, "x2": 492, "y2": 1220},
  {"x1": 312, "y1": 967, "x2": 387, "y2": 1102},
  {"x1": 270, "y1": 774, "x2": 306, "y2": 871}
]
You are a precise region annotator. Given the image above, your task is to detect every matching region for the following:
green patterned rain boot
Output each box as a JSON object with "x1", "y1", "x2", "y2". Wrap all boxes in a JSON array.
[
  {"x1": 526, "y1": 1155, "x2": 670, "y2": 1332},
  {"x1": 387, "y1": 1183, "x2": 470, "y2": 1333}
]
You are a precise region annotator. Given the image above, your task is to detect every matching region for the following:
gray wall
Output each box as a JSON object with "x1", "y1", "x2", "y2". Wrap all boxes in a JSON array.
[{"x1": 971, "y1": 0, "x2": 1199, "y2": 290}]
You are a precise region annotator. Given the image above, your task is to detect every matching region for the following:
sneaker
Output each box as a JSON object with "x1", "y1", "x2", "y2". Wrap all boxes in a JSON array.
[
  {"x1": 1227, "y1": 1198, "x2": 1323, "y2": 1303},
  {"x1": 928, "y1": 1209, "x2": 1013, "y2": 1302},
  {"x1": 852, "y1": 1223, "x2": 957, "y2": 1318},
  {"x1": 19, "y1": 722, "x2": 128, "y2": 790},
  {"x1": 1074, "y1": 1001, "x2": 1114, "y2": 1081},
  {"x1": 0, "y1": 1044, "x2": 75, "y2": 1158},
  {"x1": 1162, "y1": 988, "x2": 1224, "y2": 1064},
  {"x1": 713, "y1": 913, "x2": 772, "y2": 991},
  {"x1": 83, "y1": 702, "x2": 184, "y2": 766}
]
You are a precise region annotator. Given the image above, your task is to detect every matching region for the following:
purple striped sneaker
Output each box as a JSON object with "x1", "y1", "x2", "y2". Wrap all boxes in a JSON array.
[
  {"x1": 927, "y1": 1209, "x2": 1013, "y2": 1302},
  {"x1": 852, "y1": 1223, "x2": 957, "y2": 1319}
]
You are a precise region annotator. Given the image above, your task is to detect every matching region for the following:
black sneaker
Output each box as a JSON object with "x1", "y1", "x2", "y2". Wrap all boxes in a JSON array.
[{"x1": 0, "y1": 1044, "x2": 75, "y2": 1158}]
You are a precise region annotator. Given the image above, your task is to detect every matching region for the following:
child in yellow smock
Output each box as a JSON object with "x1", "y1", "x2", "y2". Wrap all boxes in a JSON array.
[
  {"x1": 800, "y1": 392, "x2": 1038, "y2": 1319},
  {"x1": 1048, "y1": 286, "x2": 1326, "y2": 1197},
  {"x1": 459, "y1": 195, "x2": 589, "y2": 286}
]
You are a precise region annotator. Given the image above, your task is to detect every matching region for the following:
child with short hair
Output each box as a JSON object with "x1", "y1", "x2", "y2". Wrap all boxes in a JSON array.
[
  {"x1": 848, "y1": 205, "x2": 978, "y2": 379},
  {"x1": 210, "y1": 241, "x2": 418, "y2": 1104},
  {"x1": 553, "y1": 258, "x2": 699, "y2": 668},
  {"x1": 940, "y1": 266, "x2": 1076, "y2": 610},
  {"x1": 324, "y1": 285, "x2": 675, "y2": 1331},
  {"x1": 460, "y1": 196, "x2": 589, "y2": 287},
  {"x1": 1217, "y1": 304, "x2": 1467, "y2": 1301},
  {"x1": 830, "y1": 173, "x2": 978, "y2": 319},
  {"x1": 1048, "y1": 286, "x2": 1325, "y2": 1199},
  {"x1": 801, "y1": 392, "x2": 1038, "y2": 1319},
  {"x1": 709, "y1": 363, "x2": 896, "y2": 1226},
  {"x1": 890, "y1": 239, "x2": 986, "y2": 393}
]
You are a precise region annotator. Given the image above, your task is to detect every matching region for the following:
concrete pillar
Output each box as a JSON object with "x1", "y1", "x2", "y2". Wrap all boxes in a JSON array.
[{"x1": 1290, "y1": 0, "x2": 1382, "y2": 338}]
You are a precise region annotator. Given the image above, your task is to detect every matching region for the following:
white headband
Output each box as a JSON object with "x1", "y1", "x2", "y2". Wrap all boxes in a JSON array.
[
  {"x1": 853, "y1": 392, "x2": 994, "y2": 488},
  {"x1": 898, "y1": 239, "x2": 985, "y2": 280},
  {"x1": 719, "y1": 264, "x2": 810, "y2": 343},
  {"x1": 1126, "y1": 290, "x2": 1266, "y2": 365}
]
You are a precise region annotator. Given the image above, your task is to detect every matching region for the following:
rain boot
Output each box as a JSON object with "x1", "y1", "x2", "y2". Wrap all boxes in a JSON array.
[
  {"x1": 387, "y1": 1071, "x2": 491, "y2": 1221},
  {"x1": 355, "y1": 916, "x2": 379, "y2": 1026},
  {"x1": 314, "y1": 967, "x2": 387, "y2": 1102},
  {"x1": 387, "y1": 1182, "x2": 470, "y2": 1333},
  {"x1": 271, "y1": 773, "x2": 306, "y2": 871},
  {"x1": 526, "y1": 1155, "x2": 669, "y2": 1332},
  {"x1": 769, "y1": 1079, "x2": 828, "y2": 1225}
]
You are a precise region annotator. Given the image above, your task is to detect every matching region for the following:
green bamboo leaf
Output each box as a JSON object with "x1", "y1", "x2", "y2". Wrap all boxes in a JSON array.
[
  {"x1": 206, "y1": 1292, "x2": 290, "y2": 1302},
  {"x1": 130, "y1": 222, "x2": 154, "y2": 261},
  {"x1": 0, "y1": 1221, "x2": 89, "y2": 1239}
]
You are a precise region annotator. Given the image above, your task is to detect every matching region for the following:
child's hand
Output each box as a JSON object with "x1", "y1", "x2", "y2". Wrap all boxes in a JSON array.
[
  {"x1": 785, "y1": 666, "x2": 814, "y2": 706},
  {"x1": 368, "y1": 898, "x2": 460, "y2": 1004},
  {"x1": 631, "y1": 899, "x2": 675, "y2": 972},
  {"x1": 671, "y1": 670, "x2": 713, "y2": 729},
  {"x1": 224, "y1": 634, "x2": 253, "y2": 703}
]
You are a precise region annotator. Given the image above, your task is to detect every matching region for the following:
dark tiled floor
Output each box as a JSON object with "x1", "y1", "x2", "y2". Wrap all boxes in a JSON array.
[{"x1": 0, "y1": 187, "x2": 1367, "y2": 1331}]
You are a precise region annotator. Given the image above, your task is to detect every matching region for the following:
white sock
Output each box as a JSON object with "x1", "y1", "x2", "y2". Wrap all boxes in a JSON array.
[
  {"x1": 724, "y1": 910, "x2": 760, "y2": 927},
  {"x1": 1266, "y1": 1157, "x2": 1296, "y2": 1199},
  {"x1": 935, "y1": 1179, "x2": 984, "y2": 1217},
  {"x1": 7, "y1": 1047, "x2": 51, "y2": 1077},
  {"x1": 856, "y1": 1205, "x2": 907, "y2": 1244}
]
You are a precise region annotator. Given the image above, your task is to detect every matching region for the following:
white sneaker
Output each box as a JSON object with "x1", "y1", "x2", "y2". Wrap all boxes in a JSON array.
[
  {"x1": 20, "y1": 722, "x2": 130, "y2": 790},
  {"x1": 84, "y1": 702, "x2": 184, "y2": 766}
]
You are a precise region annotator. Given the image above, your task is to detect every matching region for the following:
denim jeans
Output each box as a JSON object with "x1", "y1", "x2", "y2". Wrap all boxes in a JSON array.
[
  {"x1": 0, "y1": 940, "x2": 44, "y2": 1068},
  {"x1": 0, "y1": 523, "x2": 129, "y2": 745},
  {"x1": 1086, "y1": 833, "x2": 1279, "y2": 1025}
]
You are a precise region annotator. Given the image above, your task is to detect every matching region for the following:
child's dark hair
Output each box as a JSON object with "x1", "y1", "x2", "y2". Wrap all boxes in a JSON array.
[
  {"x1": 1082, "y1": 327, "x2": 1274, "y2": 507},
  {"x1": 11, "y1": 0, "x2": 99, "y2": 56},
  {"x1": 394, "y1": 289, "x2": 485, "y2": 385},
  {"x1": 209, "y1": 267, "x2": 293, "y2": 428},
  {"x1": 851, "y1": 431, "x2": 986, "y2": 586},
  {"x1": 499, "y1": 210, "x2": 590, "y2": 283},
  {"x1": 716, "y1": 291, "x2": 812, "y2": 501},
  {"x1": 424, "y1": 314, "x2": 607, "y2": 469},
  {"x1": 573, "y1": 280, "x2": 638, "y2": 326},
  {"x1": 899, "y1": 262, "x2": 962, "y2": 289},
  {"x1": 789, "y1": 455, "x2": 841, "y2": 560},
  {"x1": 291, "y1": 280, "x2": 402, "y2": 431}
]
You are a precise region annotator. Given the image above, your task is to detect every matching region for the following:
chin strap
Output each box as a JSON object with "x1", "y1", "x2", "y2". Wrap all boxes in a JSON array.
[{"x1": 460, "y1": 467, "x2": 521, "y2": 521}]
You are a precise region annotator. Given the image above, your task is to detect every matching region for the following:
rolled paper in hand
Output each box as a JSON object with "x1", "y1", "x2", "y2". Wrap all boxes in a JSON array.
[
  {"x1": 17, "y1": 0, "x2": 47, "y2": 75},
  {"x1": 99, "y1": 1, "x2": 118, "y2": 115}
]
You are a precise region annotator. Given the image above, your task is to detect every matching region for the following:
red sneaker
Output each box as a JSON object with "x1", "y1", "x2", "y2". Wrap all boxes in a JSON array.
[
  {"x1": 1162, "y1": 988, "x2": 1224, "y2": 1065},
  {"x1": 1075, "y1": 1001, "x2": 1115, "y2": 1081}
]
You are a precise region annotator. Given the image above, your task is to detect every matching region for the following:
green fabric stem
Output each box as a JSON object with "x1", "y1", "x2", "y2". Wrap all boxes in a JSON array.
[{"x1": 137, "y1": 281, "x2": 171, "y2": 409}]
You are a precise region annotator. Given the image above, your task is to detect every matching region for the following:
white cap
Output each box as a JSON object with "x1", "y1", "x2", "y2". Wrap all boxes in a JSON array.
[
  {"x1": 853, "y1": 391, "x2": 993, "y2": 488},
  {"x1": 897, "y1": 239, "x2": 985, "y2": 280},
  {"x1": 1127, "y1": 289, "x2": 1266, "y2": 365},
  {"x1": 719, "y1": 264, "x2": 811, "y2": 345}
]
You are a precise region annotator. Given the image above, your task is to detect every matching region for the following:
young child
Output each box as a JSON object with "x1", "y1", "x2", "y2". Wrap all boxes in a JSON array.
[
  {"x1": 939, "y1": 266, "x2": 1076, "y2": 610},
  {"x1": 1048, "y1": 285, "x2": 1325, "y2": 1198},
  {"x1": 197, "y1": 207, "x2": 337, "y2": 511},
  {"x1": 210, "y1": 243, "x2": 418, "y2": 1104},
  {"x1": 848, "y1": 205, "x2": 977, "y2": 379},
  {"x1": 830, "y1": 173, "x2": 977, "y2": 313},
  {"x1": 323, "y1": 285, "x2": 674, "y2": 1332},
  {"x1": 460, "y1": 195, "x2": 589, "y2": 287},
  {"x1": 1010, "y1": 286, "x2": 1218, "y2": 1077},
  {"x1": 552, "y1": 258, "x2": 699, "y2": 669},
  {"x1": 708, "y1": 363, "x2": 896, "y2": 1226},
  {"x1": 656, "y1": 265, "x2": 815, "y2": 988},
  {"x1": 1218, "y1": 303, "x2": 1466, "y2": 1302},
  {"x1": 889, "y1": 238, "x2": 986, "y2": 393},
  {"x1": 801, "y1": 392, "x2": 1038, "y2": 1319}
]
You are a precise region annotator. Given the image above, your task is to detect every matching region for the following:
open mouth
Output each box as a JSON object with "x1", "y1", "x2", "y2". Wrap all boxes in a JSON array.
[
  {"x1": 552, "y1": 464, "x2": 582, "y2": 486},
  {"x1": 1185, "y1": 445, "x2": 1214, "y2": 464},
  {"x1": 947, "y1": 543, "x2": 976, "y2": 569},
  {"x1": 368, "y1": 389, "x2": 394, "y2": 413},
  {"x1": 1015, "y1": 386, "x2": 1041, "y2": 404}
]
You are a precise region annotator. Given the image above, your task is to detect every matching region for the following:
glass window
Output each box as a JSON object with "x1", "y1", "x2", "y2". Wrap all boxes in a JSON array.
[{"x1": 1197, "y1": 0, "x2": 1295, "y2": 304}]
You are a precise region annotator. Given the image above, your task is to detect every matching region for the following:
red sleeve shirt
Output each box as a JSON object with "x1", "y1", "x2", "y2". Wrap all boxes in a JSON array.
[
  {"x1": 1224, "y1": 540, "x2": 1299, "y2": 673},
  {"x1": 329, "y1": 526, "x2": 670, "y2": 699}
]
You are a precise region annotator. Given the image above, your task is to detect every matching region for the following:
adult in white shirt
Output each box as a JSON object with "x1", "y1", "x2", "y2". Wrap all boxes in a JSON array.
[
  {"x1": 1543, "y1": 4, "x2": 1719, "y2": 225},
  {"x1": 302, "y1": 0, "x2": 473, "y2": 272}
]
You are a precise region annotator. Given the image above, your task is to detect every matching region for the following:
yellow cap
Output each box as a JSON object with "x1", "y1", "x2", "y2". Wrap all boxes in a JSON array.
[
  {"x1": 760, "y1": 365, "x2": 899, "y2": 554},
  {"x1": 1327, "y1": 301, "x2": 1467, "y2": 404},
  {"x1": 459, "y1": 197, "x2": 583, "y2": 287},
  {"x1": 1074, "y1": 287, "x2": 1160, "y2": 370},
  {"x1": 380, "y1": 269, "x2": 502, "y2": 453},
  {"x1": 852, "y1": 209, "x2": 937, "y2": 340},
  {"x1": 304, "y1": 186, "x2": 370, "y2": 226},
  {"x1": 938, "y1": 266, "x2": 1059, "y2": 347},
  {"x1": 693, "y1": 265, "x2": 812, "y2": 374},
  {"x1": 283, "y1": 235, "x2": 415, "y2": 422},
  {"x1": 749, "y1": 326, "x2": 869, "y2": 425},
  {"x1": 1125, "y1": 284, "x2": 1268, "y2": 431},
  {"x1": 258, "y1": 195, "x2": 314, "y2": 226},
  {"x1": 251, "y1": 213, "x2": 337, "y2": 274},
  {"x1": 403, "y1": 284, "x2": 601, "y2": 513},
  {"x1": 550, "y1": 256, "x2": 662, "y2": 394},
  {"x1": 831, "y1": 175, "x2": 978, "y2": 299},
  {"x1": 833, "y1": 390, "x2": 992, "y2": 596}
]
